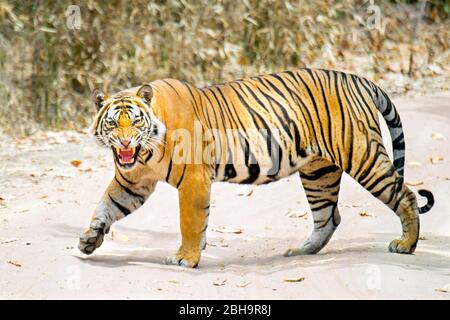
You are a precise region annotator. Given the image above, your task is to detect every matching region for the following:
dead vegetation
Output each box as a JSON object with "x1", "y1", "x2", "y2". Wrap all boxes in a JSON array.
[{"x1": 0, "y1": 0, "x2": 448, "y2": 135}]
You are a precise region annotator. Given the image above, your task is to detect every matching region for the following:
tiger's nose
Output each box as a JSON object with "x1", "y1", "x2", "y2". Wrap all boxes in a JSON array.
[{"x1": 120, "y1": 138, "x2": 131, "y2": 148}]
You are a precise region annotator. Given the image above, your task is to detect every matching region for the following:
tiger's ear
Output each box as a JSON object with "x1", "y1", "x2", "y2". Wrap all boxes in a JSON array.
[
  {"x1": 136, "y1": 84, "x2": 153, "y2": 103},
  {"x1": 92, "y1": 88, "x2": 106, "y2": 110}
]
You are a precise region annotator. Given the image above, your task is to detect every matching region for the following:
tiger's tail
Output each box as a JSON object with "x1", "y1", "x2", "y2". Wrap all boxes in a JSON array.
[
  {"x1": 417, "y1": 189, "x2": 435, "y2": 214},
  {"x1": 369, "y1": 82, "x2": 434, "y2": 214},
  {"x1": 370, "y1": 83, "x2": 406, "y2": 180}
]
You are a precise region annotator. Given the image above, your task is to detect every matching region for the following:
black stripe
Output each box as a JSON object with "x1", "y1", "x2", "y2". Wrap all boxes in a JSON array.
[
  {"x1": 182, "y1": 81, "x2": 204, "y2": 123},
  {"x1": 301, "y1": 165, "x2": 338, "y2": 181},
  {"x1": 349, "y1": 75, "x2": 381, "y2": 135},
  {"x1": 393, "y1": 156, "x2": 405, "y2": 168},
  {"x1": 332, "y1": 71, "x2": 346, "y2": 168},
  {"x1": 108, "y1": 194, "x2": 131, "y2": 216},
  {"x1": 200, "y1": 89, "x2": 224, "y2": 162},
  {"x1": 224, "y1": 163, "x2": 237, "y2": 180},
  {"x1": 253, "y1": 84, "x2": 293, "y2": 140},
  {"x1": 176, "y1": 165, "x2": 187, "y2": 188},
  {"x1": 162, "y1": 80, "x2": 181, "y2": 97},
  {"x1": 418, "y1": 189, "x2": 434, "y2": 214},
  {"x1": 114, "y1": 177, "x2": 145, "y2": 204},
  {"x1": 116, "y1": 169, "x2": 136, "y2": 185},
  {"x1": 165, "y1": 157, "x2": 173, "y2": 183},
  {"x1": 206, "y1": 87, "x2": 237, "y2": 166},
  {"x1": 145, "y1": 149, "x2": 153, "y2": 162},
  {"x1": 314, "y1": 213, "x2": 333, "y2": 229},
  {"x1": 241, "y1": 163, "x2": 260, "y2": 184},
  {"x1": 229, "y1": 83, "x2": 282, "y2": 178},
  {"x1": 304, "y1": 187, "x2": 340, "y2": 196},
  {"x1": 316, "y1": 71, "x2": 336, "y2": 162},
  {"x1": 295, "y1": 71, "x2": 334, "y2": 157},
  {"x1": 392, "y1": 133, "x2": 405, "y2": 149}
]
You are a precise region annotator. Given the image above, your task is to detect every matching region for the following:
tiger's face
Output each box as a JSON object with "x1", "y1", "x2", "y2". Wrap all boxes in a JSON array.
[{"x1": 91, "y1": 85, "x2": 166, "y2": 169}]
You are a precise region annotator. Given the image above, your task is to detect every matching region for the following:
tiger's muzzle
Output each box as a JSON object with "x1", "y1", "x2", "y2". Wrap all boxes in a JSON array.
[{"x1": 112, "y1": 145, "x2": 142, "y2": 169}]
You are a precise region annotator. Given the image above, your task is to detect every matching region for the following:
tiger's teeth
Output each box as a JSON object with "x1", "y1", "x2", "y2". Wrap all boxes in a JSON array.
[{"x1": 117, "y1": 147, "x2": 136, "y2": 154}]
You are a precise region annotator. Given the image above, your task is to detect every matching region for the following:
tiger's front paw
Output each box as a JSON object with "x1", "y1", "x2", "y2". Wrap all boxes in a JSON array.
[
  {"x1": 78, "y1": 221, "x2": 107, "y2": 255},
  {"x1": 165, "y1": 247, "x2": 201, "y2": 268}
]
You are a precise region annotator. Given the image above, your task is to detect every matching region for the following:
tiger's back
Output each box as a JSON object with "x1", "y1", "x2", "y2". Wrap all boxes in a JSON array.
[{"x1": 168, "y1": 69, "x2": 396, "y2": 185}]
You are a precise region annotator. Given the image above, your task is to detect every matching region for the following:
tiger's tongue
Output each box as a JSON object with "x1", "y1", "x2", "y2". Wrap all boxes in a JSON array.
[{"x1": 119, "y1": 149, "x2": 134, "y2": 163}]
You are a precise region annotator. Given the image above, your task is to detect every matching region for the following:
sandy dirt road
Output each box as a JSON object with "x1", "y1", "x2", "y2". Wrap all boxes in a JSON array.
[{"x1": 0, "y1": 92, "x2": 449, "y2": 299}]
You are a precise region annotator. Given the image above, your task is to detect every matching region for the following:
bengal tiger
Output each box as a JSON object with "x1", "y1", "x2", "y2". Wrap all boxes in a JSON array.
[{"x1": 78, "y1": 68, "x2": 434, "y2": 268}]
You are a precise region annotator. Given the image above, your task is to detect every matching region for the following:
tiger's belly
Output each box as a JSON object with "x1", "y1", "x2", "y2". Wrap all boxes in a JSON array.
[{"x1": 213, "y1": 152, "x2": 313, "y2": 185}]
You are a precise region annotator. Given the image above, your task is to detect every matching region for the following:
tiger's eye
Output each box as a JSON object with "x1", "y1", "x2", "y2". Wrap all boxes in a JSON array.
[
  {"x1": 133, "y1": 117, "x2": 143, "y2": 126},
  {"x1": 106, "y1": 119, "x2": 116, "y2": 127}
]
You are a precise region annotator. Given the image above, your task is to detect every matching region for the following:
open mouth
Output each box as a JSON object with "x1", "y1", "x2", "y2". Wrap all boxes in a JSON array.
[{"x1": 112, "y1": 145, "x2": 141, "y2": 168}]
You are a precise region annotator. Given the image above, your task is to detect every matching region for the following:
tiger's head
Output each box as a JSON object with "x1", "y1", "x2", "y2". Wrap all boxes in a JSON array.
[{"x1": 91, "y1": 84, "x2": 166, "y2": 170}]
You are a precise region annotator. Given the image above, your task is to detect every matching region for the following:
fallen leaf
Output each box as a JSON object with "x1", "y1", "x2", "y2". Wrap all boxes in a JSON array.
[
  {"x1": 428, "y1": 64, "x2": 445, "y2": 75},
  {"x1": 419, "y1": 236, "x2": 427, "y2": 240},
  {"x1": 70, "y1": 160, "x2": 82, "y2": 167},
  {"x1": 236, "y1": 186, "x2": 253, "y2": 196},
  {"x1": 40, "y1": 195, "x2": 48, "y2": 199},
  {"x1": 55, "y1": 172, "x2": 76, "y2": 178},
  {"x1": 405, "y1": 180, "x2": 424, "y2": 186},
  {"x1": 210, "y1": 226, "x2": 243, "y2": 234},
  {"x1": 342, "y1": 203, "x2": 362, "y2": 208},
  {"x1": 78, "y1": 167, "x2": 93, "y2": 173},
  {"x1": 213, "y1": 278, "x2": 227, "y2": 286},
  {"x1": 207, "y1": 238, "x2": 229, "y2": 247},
  {"x1": 407, "y1": 161, "x2": 422, "y2": 167},
  {"x1": 431, "y1": 132, "x2": 445, "y2": 140},
  {"x1": 429, "y1": 156, "x2": 444, "y2": 164},
  {"x1": 30, "y1": 146, "x2": 52, "y2": 152},
  {"x1": 29, "y1": 173, "x2": 44, "y2": 178},
  {"x1": 1, "y1": 238, "x2": 18, "y2": 244},
  {"x1": 359, "y1": 210, "x2": 374, "y2": 217},
  {"x1": 236, "y1": 281, "x2": 251, "y2": 288},
  {"x1": 435, "y1": 284, "x2": 450, "y2": 293},
  {"x1": 0, "y1": 194, "x2": 14, "y2": 202},
  {"x1": 7, "y1": 260, "x2": 21, "y2": 267},
  {"x1": 111, "y1": 231, "x2": 129, "y2": 242},
  {"x1": 284, "y1": 277, "x2": 305, "y2": 283},
  {"x1": 286, "y1": 210, "x2": 308, "y2": 218}
]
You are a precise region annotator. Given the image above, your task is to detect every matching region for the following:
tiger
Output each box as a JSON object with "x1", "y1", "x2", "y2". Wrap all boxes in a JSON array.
[{"x1": 78, "y1": 68, "x2": 434, "y2": 268}]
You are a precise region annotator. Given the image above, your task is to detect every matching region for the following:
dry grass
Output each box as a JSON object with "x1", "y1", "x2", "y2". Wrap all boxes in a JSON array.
[{"x1": 0, "y1": 0, "x2": 448, "y2": 135}]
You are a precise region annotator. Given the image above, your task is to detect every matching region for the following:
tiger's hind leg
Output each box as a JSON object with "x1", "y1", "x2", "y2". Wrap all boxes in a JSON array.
[
  {"x1": 352, "y1": 152, "x2": 420, "y2": 254},
  {"x1": 285, "y1": 158, "x2": 342, "y2": 256}
]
